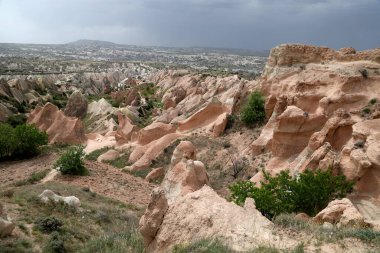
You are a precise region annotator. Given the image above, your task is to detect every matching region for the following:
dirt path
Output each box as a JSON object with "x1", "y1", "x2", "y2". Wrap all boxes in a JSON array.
[
  {"x1": 54, "y1": 160, "x2": 155, "y2": 209},
  {"x1": 0, "y1": 153, "x2": 57, "y2": 187}
]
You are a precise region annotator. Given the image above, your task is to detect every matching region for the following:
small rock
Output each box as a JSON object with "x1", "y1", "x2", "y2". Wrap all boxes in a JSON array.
[
  {"x1": 294, "y1": 213, "x2": 310, "y2": 222},
  {"x1": 322, "y1": 222, "x2": 334, "y2": 230}
]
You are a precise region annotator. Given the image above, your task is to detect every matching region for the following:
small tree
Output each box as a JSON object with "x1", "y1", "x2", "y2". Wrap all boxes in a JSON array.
[
  {"x1": 229, "y1": 169, "x2": 354, "y2": 219},
  {"x1": 55, "y1": 146, "x2": 88, "y2": 176},
  {"x1": 0, "y1": 123, "x2": 47, "y2": 159},
  {"x1": 0, "y1": 123, "x2": 17, "y2": 159},
  {"x1": 240, "y1": 91, "x2": 266, "y2": 125},
  {"x1": 14, "y1": 124, "x2": 48, "y2": 157}
]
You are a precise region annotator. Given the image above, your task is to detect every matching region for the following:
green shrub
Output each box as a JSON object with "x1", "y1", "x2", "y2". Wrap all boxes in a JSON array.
[
  {"x1": 229, "y1": 169, "x2": 354, "y2": 218},
  {"x1": 43, "y1": 231, "x2": 66, "y2": 253},
  {"x1": 240, "y1": 91, "x2": 266, "y2": 125},
  {"x1": 35, "y1": 216, "x2": 63, "y2": 233},
  {"x1": 14, "y1": 124, "x2": 48, "y2": 157},
  {"x1": 0, "y1": 123, "x2": 47, "y2": 159},
  {"x1": 55, "y1": 146, "x2": 88, "y2": 176},
  {"x1": 85, "y1": 147, "x2": 110, "y2": 161},
  {"x1": 0, "y1": 123, "x2": 17, "y2": 158},
  {"x1": 6, "y1": 114, "x2": 27, "y2": 127}
]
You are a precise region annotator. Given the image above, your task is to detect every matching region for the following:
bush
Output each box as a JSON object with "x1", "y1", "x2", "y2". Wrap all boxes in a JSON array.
[
  {"x1": 0, "y1": 123, "x2": 17, "y2": 158},
  {"x1": 229, "y1": 169, "x2": 354, "y2": 219},
  {"x1": 35, "y1": 216, "x2": 63, "y2": 233},
  {"x1": 43, "y1": 231, "x2": 66, "y2": 253},
  {"x1": 359, "y1": 69, "x2": 368, "y2": 79},
  {"x1": 0, "y1": 123, "x2": 47, "y2": 159},
  {"x1": 6, "y1": 114, "x2": 27, "y2": 127},
  {"x1": 240, "y1": 91, "x2": 266, "y2": 125},
  {"x1": 55, "y1": 146, "x2": 88, "y2": 175},
  {"x1": 14, "y1": 124, "x2": 49, "y2": 157}
]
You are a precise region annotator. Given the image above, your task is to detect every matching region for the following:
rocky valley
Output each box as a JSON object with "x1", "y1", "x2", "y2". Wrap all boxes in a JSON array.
[{"x1": 1, "y1": 42, "x2": 380, "y2": 253}]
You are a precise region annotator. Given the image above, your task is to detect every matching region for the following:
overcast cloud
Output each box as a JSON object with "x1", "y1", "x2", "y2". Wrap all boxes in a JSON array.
[{"x1": 0, "y1": 0, "x2": 379, "y2": 50}]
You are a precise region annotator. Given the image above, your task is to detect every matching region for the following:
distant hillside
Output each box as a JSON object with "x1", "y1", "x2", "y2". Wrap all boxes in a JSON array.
[{"x1": 66, "y1": 39, "x2": 118, "y2": 47}]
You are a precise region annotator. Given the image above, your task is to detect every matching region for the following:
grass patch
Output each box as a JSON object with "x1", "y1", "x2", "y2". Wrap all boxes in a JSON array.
[
  {"x1": 85, "y1": 147, "x2": 111, "y2": 161},
  {"x1": 0, "y1": 239, "x2": 33, "y2": 253},
  {"x1": 274, "y1": 213, "x2": 380, "y2": 247},
  {"x1": 106, "y1": 152, "x2": 131, "y2": 169},
  {"x1": 14, "y1": 169, "x2": 50, "y2": 186},
  {"x1": 172, "y1": 238, "x2": 305, "y2": 253},
  {"x1": 80, "y1": 226, "x2": 144, "y2": 253},
  {"x1": 125, "y1": 168, "x2": 152, "y2": 179},
  {"x1": 173, "y1": 239, "x2": 232, "y2": 253},
  {"x1": 0, "y1": 182, "x2": 142, "y2": 253}
]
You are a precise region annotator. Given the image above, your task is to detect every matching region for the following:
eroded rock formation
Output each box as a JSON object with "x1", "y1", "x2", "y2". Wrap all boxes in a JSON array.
[
  {"x1": 139, "y1": 141, "x2": 294, "y2": 252},
  {"x1": 28, "y1": 103, "x2": 87, "y2": 144},
  {"x1": 64, "y1": 90, "x2": 88, "y2": 118},
  {"x1": 250, "y1": 44, "x2": 380, "y2": 202}
]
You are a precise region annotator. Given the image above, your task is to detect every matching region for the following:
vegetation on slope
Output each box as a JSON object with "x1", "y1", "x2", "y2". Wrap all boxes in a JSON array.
[
  {"x1": 55, "y1": 146, "x2": 89, "y2": 176},
  {"x1": 240, "y1": 91, "x2": 266, "y2": 126},
  {"x1": 230, "y1": 169, "x2": 354, "y2": 218},
  {"x1": 0, "y1": 123, "x2": 48, "y2": 160}
]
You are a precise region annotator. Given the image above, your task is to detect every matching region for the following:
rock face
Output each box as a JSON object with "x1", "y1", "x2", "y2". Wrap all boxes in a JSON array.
[
  {"x1": 314, "y1": 198, "x2": 365, "y2": 227},
  {"x1": 150, "y1": 71, "x2": 257, "y2": 124},
  {"x1": 64, "y1": 90, "x2": 88, "y2": 118},
  {"x1": 0, "y1": 204, "x2": 15, "y2": 237},
  {"x1": 127, "y1": 133, "x2": 184, "y2": 171},
  {"x1": 115, "y1": 112, "x2": 139, "y2": 145},
  {"x1": 136, "y1": 122, "x2": 177, "y2": 145},
  {"x1": 39, "y1": 189, "x2": 81, "y2": 208},
  {"x1": 249, "y1": 44, "x2": 380, "y2": 201},
  {"x1": 28, "y1": 103, "x2": 87, "y2": 144},
  {"x1": 339, "y1": 119, "x2": 380, "y2": 198},
  {"x1": 177, "y1": 99, "x2": 229, "y2": 134},
  {"x1": 139, "y1": 141, "x2": 291, "y2": 252}
]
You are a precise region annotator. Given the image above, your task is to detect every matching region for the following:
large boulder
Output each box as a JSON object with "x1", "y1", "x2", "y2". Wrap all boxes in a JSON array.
[
  {"x1": 39, "y1": 189, "x2": 81, "y2": 208},
  {"x1": 314, "y1": 198, "x2": 366, "y2": 227},
  {"x1": 28, "y1": 103, "x2": 87, "y2": 144},
  {"x1": 64, "y1": 90, "x2": 88, "y2": 118}
]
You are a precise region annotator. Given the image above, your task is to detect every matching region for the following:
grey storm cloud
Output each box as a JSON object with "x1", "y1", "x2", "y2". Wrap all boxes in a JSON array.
[{"x1": 0, "y1": 0, "x2": 379, "y2": 50}]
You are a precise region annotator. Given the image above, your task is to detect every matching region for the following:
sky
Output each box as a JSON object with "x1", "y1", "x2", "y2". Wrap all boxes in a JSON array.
[{"x1": 0, "y1": 0, "x2": 379, "y2": 50}]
